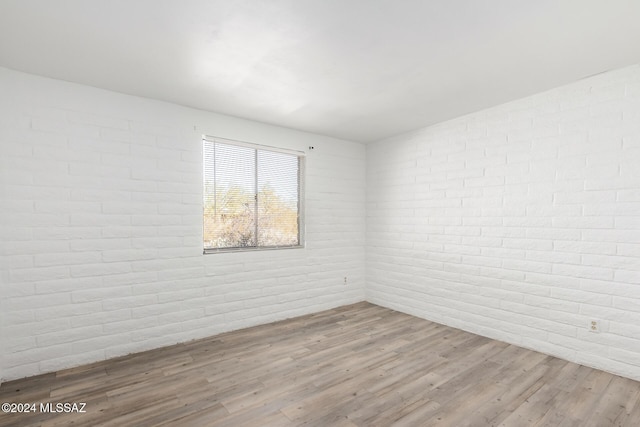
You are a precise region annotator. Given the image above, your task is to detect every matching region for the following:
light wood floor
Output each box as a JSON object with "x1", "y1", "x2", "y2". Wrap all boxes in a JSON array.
[{"x1": 1, "y1": 302, "x2": 639, "y2": 426}]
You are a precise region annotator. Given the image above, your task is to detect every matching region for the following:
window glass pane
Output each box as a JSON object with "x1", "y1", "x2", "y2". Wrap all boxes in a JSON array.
[
  {"x1": 257, "y1": 150, "x2": 299, "y2": 246},
  {"x1": 203, "y1": 142, "x2": 256, "y2": 249}
]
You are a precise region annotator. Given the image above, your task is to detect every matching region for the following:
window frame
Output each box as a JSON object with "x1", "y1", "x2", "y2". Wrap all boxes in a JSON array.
[{"x1": 202, "y1": 136, "x2": 305, "y2": 254}]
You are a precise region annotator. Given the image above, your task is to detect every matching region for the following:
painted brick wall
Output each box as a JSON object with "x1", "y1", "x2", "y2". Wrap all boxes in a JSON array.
[
  {"x1": 0, "y1": 67, "x2": 366, "y2": 381},
  {"x1": 367, "y1": 65, "x2": 640, "y2": 381}
]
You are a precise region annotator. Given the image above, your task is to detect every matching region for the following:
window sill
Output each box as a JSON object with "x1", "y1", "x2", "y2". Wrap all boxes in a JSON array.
[{"x1": 203, "y1": 245, "x2": 305, "y2": 254}]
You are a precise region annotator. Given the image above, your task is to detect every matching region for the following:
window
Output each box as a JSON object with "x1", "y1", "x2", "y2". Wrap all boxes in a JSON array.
[{"x1": 203, "y1": 137, "x2": 304, "y2": 252}]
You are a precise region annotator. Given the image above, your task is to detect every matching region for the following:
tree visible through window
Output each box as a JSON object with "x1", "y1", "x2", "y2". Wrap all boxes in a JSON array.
[{"x1": 203, "y1": 137, "x2": 304, "y2": 252}]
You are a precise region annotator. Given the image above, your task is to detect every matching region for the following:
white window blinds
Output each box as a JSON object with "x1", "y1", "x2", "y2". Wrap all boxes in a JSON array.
[{"x1": 203, "y1": 137, "x2": 304, "y2": 252}]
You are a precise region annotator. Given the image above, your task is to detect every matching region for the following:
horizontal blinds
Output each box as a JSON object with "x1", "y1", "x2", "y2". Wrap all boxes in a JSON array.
[{"x1": 203, "y1": 138, "x2": 303, "y2": 251}]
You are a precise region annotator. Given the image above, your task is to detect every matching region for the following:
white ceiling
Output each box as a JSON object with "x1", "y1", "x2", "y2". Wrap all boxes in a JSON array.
[{"x1": 1, "y1": 1, "x2": 639, "y2": 143}]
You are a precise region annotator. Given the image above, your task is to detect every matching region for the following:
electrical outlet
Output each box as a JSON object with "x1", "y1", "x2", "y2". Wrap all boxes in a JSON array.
[
  {"x1": 344, "y1": 277, "x2": 347, "y2": 285},
  {"x1": 589, "y1": 319, "x2": 600, "y2": 333}
]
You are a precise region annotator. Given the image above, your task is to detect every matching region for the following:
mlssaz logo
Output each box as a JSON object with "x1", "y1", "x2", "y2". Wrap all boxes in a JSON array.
[{"x1": 40, "y1": 402, "x2": 87, "y2": 413}]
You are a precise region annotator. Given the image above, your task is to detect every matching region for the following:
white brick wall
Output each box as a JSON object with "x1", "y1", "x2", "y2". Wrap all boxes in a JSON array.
[
  {"x1": 0, "y1": 67, "x2": 366, "y2": 381},
  {"x1": 367, "y1": 64, "x2": 640, "y2": 381}
]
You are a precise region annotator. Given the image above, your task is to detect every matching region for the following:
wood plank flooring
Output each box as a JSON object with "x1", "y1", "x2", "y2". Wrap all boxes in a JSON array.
[{"x1": 1, "y1": 302, "x2": 639, "y2": 426}]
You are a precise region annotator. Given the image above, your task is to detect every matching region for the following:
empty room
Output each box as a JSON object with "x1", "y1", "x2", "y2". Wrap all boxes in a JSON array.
[{"x1": 1, "y1": 1, "x2": 639, "y2": 426}]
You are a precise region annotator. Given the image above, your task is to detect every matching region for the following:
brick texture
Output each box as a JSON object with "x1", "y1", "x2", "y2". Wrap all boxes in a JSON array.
[{"x1": 367, "y1": 65, "x2": 640, "y2": 381}]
